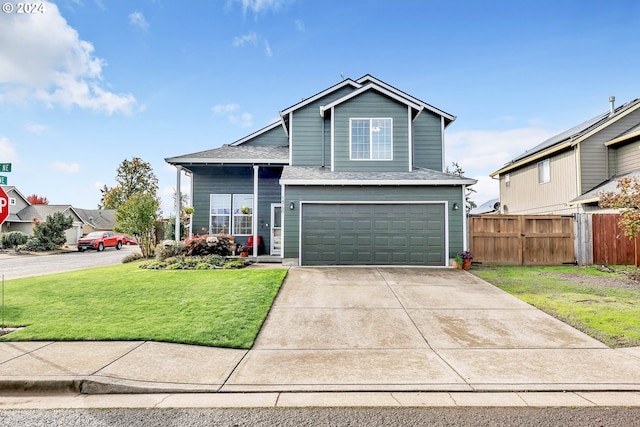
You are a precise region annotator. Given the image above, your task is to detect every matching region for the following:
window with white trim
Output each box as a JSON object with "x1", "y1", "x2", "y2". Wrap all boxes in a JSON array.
[
  {"x1": 210, "y1": 194, "x2": 231, "y2": 234},
  {"x1": 232, "y1": 194, "x2": 253, "y2": 235},
  {"x1": 538, "y1": 159, "x2": 550, "y2": 184},
  {"x1": 350, "y1": 118, "x2": 392, "y2": 160},
  {"x1": 505, "y1": 173, "x2": 510, "y2": 188}
]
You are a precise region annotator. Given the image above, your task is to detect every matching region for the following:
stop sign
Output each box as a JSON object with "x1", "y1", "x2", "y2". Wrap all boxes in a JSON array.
[{"x1": 0, "y1": 186, "x2": 8, "y2": 225}]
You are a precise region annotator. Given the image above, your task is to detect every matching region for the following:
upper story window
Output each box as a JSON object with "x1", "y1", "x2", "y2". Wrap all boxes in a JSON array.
[
  {"x1": 538, "y1": 159, "x2": 550, "y2": 184},
  {"x1": 350, "y1": 118, "x2": 393, "y2": 160},
  {"x1": 505, "y1": 173, "x2": 510, "y2": 188}
]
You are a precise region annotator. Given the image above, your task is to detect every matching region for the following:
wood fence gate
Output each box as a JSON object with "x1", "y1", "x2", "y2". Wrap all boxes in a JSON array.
[
  {"x1": 469, "y1": 215, "x2": 575, "y2": 265},
  {"x1": 592, "y1": 214, "x2": 637, "y2": 265}
]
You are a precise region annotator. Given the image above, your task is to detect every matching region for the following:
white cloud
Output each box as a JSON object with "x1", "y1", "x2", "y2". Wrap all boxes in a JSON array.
[
  {"x1": 212, "y1": 103, "x2": 239, "y2": 114},
  {"x1": 50, "y1": 160, "x2": 80, "y2": 174},
  {"x1": 264, "y1": 40, "x2": 272, "y2": 57},
  {"x1": 294, "y1": 19, "x2": 305, "y2": 32},
  {"x1": 0, "y1": 1, "x2": 137, "y2": 115},
  {"x1": 232, "y1": 32, "x2": 257, "y2": 47},
  {"x1": 128, "y1": 11, "x2": 150, "y2": 32},
  {"x1": 232, "y1": 0, "x2": 291, "y2": 15},
  {"x1": 213, "y1": 104, "x2": 253, "y2": 128},
  {"x1": 25, "y1": 123, "x2": 48, "y2": 134},
  {"x1": 0, "y1": 137, "x2": 18, "y2": 163},
  {"x1": 445, "y1": 127, "x2": 560, "y2": 205}
]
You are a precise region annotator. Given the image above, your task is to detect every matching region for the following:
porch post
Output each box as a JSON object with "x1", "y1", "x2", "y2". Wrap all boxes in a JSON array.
[
  {"x1": 253, "y1": 165, "x2": 259, "y2": 257},
  {"x1": 175, "y1": 165, "x2": 182, "y2": 241}
]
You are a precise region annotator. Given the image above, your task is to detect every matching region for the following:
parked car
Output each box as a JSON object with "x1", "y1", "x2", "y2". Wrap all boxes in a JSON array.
[
  {"x1": 122, "y1": 236, "x2": 138, "y2": 245},
  {"x1": 77, "y1": 231, "x2": 124, "y2": 252}
]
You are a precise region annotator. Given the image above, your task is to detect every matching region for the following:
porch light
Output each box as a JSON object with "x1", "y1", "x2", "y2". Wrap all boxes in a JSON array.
[
  {"x1": 452, "y1": 203, "x2": 459, "y2": 211},
  {"x1": 289, "y1": 201, "x2": 295, "y2": 210}
]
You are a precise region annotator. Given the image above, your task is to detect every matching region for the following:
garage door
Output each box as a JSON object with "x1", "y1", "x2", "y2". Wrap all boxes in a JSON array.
[{"x1": 301, "y1": 203, "x2": 445, "y2": 266}]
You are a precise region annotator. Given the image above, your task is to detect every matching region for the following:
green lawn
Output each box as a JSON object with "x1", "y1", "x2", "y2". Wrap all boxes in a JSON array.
[
  {"x1": 471, "y1": 265, "x2": 640, "y2": 347},
  {"x1": 0, "y1": 263, "x2": 288, "y2": 348}
]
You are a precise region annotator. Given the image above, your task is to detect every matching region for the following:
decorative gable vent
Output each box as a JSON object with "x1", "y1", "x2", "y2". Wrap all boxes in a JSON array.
[{"x1": 9, "y1": 198, "x2": 16, "y2": 205}]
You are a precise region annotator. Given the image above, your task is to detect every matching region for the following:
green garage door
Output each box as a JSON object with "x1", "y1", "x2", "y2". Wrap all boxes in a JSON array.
[{"x1": 301, "y1": 203, "x2": 445, "y2": 266}]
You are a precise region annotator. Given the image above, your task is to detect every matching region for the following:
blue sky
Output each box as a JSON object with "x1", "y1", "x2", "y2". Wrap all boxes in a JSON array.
[{"x1": 1, "y1": 0, "x2": 639, "y2": 215}]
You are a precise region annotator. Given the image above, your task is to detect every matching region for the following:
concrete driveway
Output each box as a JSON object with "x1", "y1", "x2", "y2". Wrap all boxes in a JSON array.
[{"x1": 223, "y1": 267, "x2": 640, "y2": 392}]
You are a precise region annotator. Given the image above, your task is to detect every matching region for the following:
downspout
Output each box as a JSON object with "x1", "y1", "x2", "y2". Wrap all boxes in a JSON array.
[
  {"x1": 321, "y1": 115, "x2": 325, "y2": 168},
  {"x1": 253, "y1": 165, "x2": 259, "y2": 258},
  {"x1": 462, "y1": 184, "x2": 468, "y2": 251},
  {"x1": 175, "y1": 165, "x2": 182, "y2": 242}
]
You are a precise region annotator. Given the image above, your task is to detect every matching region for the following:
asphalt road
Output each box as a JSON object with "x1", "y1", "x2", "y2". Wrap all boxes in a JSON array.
[
  {"x1": 0, "y1": 246, "x2": 141, "y2": 280},
  {"x1": 0, "y1": 407, "x2": 638, "y2": 426}
]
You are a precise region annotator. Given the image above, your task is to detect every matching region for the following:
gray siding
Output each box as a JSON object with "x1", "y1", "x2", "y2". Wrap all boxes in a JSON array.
[
  {"x1": 580, "y1": 109, "x2": 640, "y2": 192},
  {"x1": 333, "y1": 91, "x2": 409, "y2": 172},
  {"x1": 283, "y1": 185, "x2": 464, "y2": 260},
  {"x1": 613, "y1": 139, "x2": 640, "y2": 174},
  {"x1": 242, "y1": 125, "x2": 288, "y2": 146},
  {"x1": 291, "y1": 86, "x2": 355, "y2": 166},
  {"x1": 413, "y1": 110, "x2": 443, "y2": 171},
  {"x1": 190, "y1": 165, "x2": 282, "y2": 251}
]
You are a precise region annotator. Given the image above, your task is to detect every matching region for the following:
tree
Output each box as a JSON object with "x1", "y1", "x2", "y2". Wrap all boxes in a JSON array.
[
  {"x1": 115, "y1": 192, "x2": 159, "y2": 257},
  {"x1": 599, "y1": 176, "x2": 640, "y2": 266},
  {"x1": 100, "y1": 157, "x2": 159, "y2": 210},
  {"x1": 24, "y1": 212, "x2": 73, "y2": 251},
  {"x1": 445, "y1": 162, "x2": 477, "y2": 211},
  {"x1": 26, "y1": 194, "x2": 49, "y2": 205}
]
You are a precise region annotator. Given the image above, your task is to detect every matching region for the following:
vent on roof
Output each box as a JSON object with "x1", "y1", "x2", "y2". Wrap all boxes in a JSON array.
[{"x1": 609, "y1": 96, "x2": 616, "y2": 116}]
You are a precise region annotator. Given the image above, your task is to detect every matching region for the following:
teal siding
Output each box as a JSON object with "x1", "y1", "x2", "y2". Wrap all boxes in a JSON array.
[
  {"x1": 283, "y1": 185, "x2": 464, "y2": 260},
  {"x1": 242, "y1": 124, "x2": 288, "y2": 146},
  {"x1": 333, "y1": 91, "x2": 409, "y2": 171},
  {"x1": 291, "y1": 86, "x2": 355, "y2": 166},
  {"x1": 413, "y1": 110, "x2": 443, "y2": 171},
  {"x1": 190, "y1": 165, "x2": 282, "y2": 251}
]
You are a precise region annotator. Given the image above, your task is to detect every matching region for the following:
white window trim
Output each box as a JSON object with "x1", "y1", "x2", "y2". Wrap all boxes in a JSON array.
[
  {"x1": 349, "y1": 117, "x2": 393, "y2": 161},
  {"x1": 538, "y1": 159, "x2": 550, "y2": 184},
  {"x1": 505, "y1": 173, "x2": 510, "y2": 188},
  {"x1": 209, "y1": 193, "x2": 255, "y2": 236},
  {"x1": 209, "y1": 194, "x2": 231, "y2": 235},
  {"x1": 232, "y1": 193, "x2": 254, "y2": 236}
]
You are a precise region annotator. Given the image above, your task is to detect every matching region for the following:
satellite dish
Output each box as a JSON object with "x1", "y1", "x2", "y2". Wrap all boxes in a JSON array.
[{"x1": 493, "y1": 202, "x2": 501, "y2": 211}]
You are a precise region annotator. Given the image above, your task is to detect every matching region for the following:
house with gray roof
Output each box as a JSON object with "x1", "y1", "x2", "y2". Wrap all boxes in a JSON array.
[
  {"x1": 1, "y1": 186, "x2": 116, "y2": 245},
  {"x1": 491, "y1": 97, "x2": 640, "y2": 215},
  {"x1": 166, "y1": 75, "x2": 476, "y2": 266}
]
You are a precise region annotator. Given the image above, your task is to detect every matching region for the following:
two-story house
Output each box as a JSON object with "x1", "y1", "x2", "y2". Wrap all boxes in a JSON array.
[
  {"x1": 491, "y1": 97, "x2": 640, "y2": 215},
  {"x1": 165, "y1": 75, "x2": 476, "y2": 266}
]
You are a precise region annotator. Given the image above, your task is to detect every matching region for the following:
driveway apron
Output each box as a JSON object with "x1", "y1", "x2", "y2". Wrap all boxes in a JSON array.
[{"x1": 223, "y1": 267, "x2": 640, "y2": 392}]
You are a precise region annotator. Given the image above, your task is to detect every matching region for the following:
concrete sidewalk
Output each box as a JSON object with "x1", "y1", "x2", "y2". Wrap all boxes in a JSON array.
[{"x1": 1, "y1": 267, "x2": 640, "y2": 407}]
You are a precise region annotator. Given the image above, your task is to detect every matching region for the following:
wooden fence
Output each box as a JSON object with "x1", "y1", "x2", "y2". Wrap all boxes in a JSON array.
[
  {"x1": 469, "y1": 215, "x2": 575, "y2": 265},
  {"x1": 592, "y1": 214, "x2": 637, "y2": 265}
]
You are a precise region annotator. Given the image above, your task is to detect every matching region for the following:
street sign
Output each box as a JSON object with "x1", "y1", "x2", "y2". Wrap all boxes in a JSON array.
[
  {"x1": 0, "y1": 186, "x2": 8, "y2": 225},
  {"x1": 0, "y1": 177, "x2": 6, "y2": 185},
  {"x1": 0, "y1": 164, "x2": 10, "y2": 173}
]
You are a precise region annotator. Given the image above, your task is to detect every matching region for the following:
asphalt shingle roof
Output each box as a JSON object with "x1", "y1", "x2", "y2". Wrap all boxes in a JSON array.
[
  {"x1": 280, "y1": 166, "x2": 476, "y2": 185},
  {"x1": 166, "y1": 144, "x2": 289, "y2": 164}
]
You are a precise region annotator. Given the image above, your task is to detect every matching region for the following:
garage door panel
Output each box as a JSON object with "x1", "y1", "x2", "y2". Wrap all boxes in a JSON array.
[{"x1": 302, "y1": 203, "x2": 445, "y2": 266}]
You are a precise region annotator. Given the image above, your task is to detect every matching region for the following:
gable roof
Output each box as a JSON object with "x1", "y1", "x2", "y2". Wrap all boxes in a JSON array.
[
  {"x1": 16, "y1": 205, "x2": 83, "y2": 223},
  {"x1": 279, "y1": 78, "x2": 361, "y2": 116},
  {"x1": 74, "y1": 208, "x2": 116, "y2": 229},
  {"x1": 2, "y1": 185, "x2": 30, "y2": 205},
  {"x1": 491, "y1": 97, "x2": 640, "y2": 177},
  {"x1": 567, "y1": 168, "x2": 640, "y2": 206},
  {"x1": 166, "y1": 144, "x2": 289, "y2": 165}
]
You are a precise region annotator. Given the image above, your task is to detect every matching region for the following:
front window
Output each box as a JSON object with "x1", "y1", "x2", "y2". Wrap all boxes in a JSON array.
[
  {"x1": 210, "y1": 194, "x2": 231, "y2": 234},
  {"x1": 233, "y1": 194, "x2": 253, "y2": 235},
  {"x1": 538, "y1": 159, "x2": 550, "y2": 184},
  {"x1": 350, "y1": 118, "x2": 392, "y2": 160}
]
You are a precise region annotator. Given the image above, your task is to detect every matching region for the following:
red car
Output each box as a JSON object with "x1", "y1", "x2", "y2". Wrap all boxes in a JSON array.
[{"x1": 77, "y1": 231, "x2": 124, "y2": 252}]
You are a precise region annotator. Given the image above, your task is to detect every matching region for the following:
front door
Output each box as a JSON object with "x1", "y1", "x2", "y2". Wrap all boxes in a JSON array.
[{"x1": 270, "y1": 203, "x2": 282, "y2": 255}]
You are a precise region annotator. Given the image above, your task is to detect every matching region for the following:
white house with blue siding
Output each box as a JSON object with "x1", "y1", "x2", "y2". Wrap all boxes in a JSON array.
[{"x1": 165, "y1": 75, "x2": 476, "y2": 266}]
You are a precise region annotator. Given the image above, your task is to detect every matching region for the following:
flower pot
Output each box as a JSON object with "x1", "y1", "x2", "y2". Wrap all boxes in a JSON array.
[
  {"x1": 462, "y1": 258, "x2": 472, "y2": 270},
  {"x1": 453, "y1": 260, "x2": 462, "y2": 269}
]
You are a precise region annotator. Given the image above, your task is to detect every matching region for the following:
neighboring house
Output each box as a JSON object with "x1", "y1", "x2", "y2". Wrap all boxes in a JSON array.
[
  {"x1": 1, "y1": 186, "x2": 116, "y2": 245},
  {"x1": 491, "y1": 97, "x2": 640, "y2": 215},
  {"x1": 166, "y1": 75, "x2": 476, "y2": 266},
  {"x1": 470, "y1": 198, "x2": 500, "y2": 215}
]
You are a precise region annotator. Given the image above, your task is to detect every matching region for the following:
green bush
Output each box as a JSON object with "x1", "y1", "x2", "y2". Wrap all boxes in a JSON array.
[
  {"x1": 155, "y1": 241, "x2": 183, "y2": 261},
  {"x1": 122, "y1": 252, "x2": 145, "y2": 263},
  {"x1": 181, "y1": 235, "x2": 231, "y2": 257},
  {"x1": 224, "y1": 259, "x2": 247, "y2": 269},
  {"x1": 195, "y1": 262, "x2": 212, "y2": 270},
  {"x1": 1, "y1": 231, "x2": 28, "y2": 249}
]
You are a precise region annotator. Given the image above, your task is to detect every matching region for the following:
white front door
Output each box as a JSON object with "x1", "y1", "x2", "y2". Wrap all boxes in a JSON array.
[{"x1": 270, "y1": 203, "x2": 282, "y2": 255}]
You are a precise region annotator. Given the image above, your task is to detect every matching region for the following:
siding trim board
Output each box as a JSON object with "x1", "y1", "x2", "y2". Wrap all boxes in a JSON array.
[{"x1": 320, "y1": 83, "x2": 421, "y2": 117}]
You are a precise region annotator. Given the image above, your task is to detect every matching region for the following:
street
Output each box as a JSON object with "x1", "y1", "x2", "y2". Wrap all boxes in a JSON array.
[{"x1": 0, "y1": 246, "x2": 140, "y2": 280}]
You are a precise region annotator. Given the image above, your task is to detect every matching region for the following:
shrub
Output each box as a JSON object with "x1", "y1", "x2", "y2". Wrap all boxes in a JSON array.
[
  {"x1": 139, "y1": 260, "x2": 166, "y2": 270},
  {"x1": 223, "y1": 259, "x2": 248, "y2": 269},
  {"x1": 122, "y1": 252, "x2": 145, "y2": 263},
  {"x1": 181, "y1": 235, "x2": 231, "y2": 257},
  {"x1": 18, "y1": 236, "x2": 55, "y2": 252},
  {"x1": 195, "y1": 262, "x2": 211, "y2": 270},
  {"x1": 155, "y1": 241, "x2": 183, "y2": 261},
  {"x1": 1, "y1": 231, "x2": 28, "y2": 249}
]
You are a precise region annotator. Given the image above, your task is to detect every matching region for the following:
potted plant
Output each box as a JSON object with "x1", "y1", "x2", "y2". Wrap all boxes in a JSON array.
[
  {"x1": 457, "y1": 250, "x2": 473, "y2": 270},
  {"x1": 453, "y1": 253, "x2": 464, "y2": 269}
]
